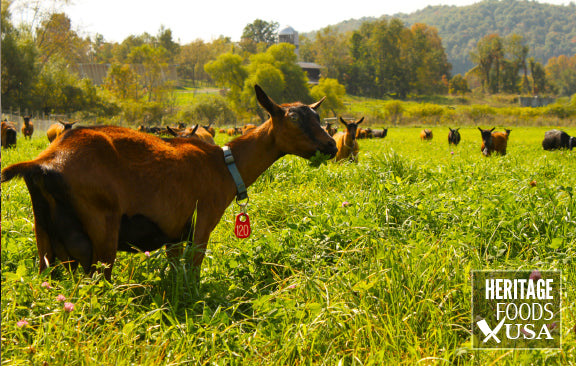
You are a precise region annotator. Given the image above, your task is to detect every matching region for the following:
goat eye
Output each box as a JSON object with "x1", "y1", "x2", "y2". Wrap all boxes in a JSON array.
[{"x1": 289, "y1": 113, "x2": 299, "y2": 122}]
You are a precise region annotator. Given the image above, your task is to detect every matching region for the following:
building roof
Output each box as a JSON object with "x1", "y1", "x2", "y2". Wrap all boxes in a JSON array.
[
  {"x1": 297, "y1": 62, "x2": 322, "y2": 70},
  {"x1": 279, "y1": 26, "x2": 297, "y2": 35}
]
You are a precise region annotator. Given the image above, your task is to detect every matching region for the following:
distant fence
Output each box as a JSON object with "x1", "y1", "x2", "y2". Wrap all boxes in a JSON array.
[
  {"x1": 519, "y1": 96, "x2": 556, "y2": 107},
  {"x1": 2, "y1": 110, "x2": 74, "y2": 133}
]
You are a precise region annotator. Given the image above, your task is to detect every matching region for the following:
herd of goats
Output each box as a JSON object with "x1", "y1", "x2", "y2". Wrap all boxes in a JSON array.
[
  {"x1": 2, "y1": 115, "x2": 574, "y2": 160},
  {"x1": 0, "y1": 85, "x2": 574, "y2": 281}
]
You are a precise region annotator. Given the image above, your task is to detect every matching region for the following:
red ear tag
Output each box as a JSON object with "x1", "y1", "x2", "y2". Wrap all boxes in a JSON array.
[{"x1": 234, "y1": 212, "x2": 251, "y2": 239}]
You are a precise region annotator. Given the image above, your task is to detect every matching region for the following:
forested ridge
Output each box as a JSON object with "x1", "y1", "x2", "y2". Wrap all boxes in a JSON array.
[{"x1": 306, "y1": 0, "x2": 576, "y2": 75}]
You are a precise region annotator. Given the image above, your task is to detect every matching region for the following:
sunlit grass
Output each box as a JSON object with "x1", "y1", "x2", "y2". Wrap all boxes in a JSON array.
[{"x1": 2, "y1": 126, "x2": 575, "y2": 365}]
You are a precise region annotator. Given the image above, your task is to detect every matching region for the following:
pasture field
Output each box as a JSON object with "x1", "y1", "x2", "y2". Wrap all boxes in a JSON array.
[{"x1": 1, "y1": 126, "x2": 575, "y2": 365}]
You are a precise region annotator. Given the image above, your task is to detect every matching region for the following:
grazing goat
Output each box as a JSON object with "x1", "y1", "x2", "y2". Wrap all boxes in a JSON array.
[
  {"x1": 420, "y1": 129, "x2": 433, "y2": 141},
  {"x1": 21, "y1": 116, "x2": 34, "y2": 139},
  {"x1": 323, "y1": 121, "x2": 337, "y2": 136},
  {"x1": 1, "y1": 85, "x2": 337, "y2": 281},
  {"x1": 242, "y1": 124, "x2": 257, "y2": 135},
  {"x1": 166, "y1": 125, "x2": 199, "y2": 138},
  {"x1": 333, "y1": 117, "x2": 363, "y2": 162},
  {"x1": 357, "y1": 127, "x2": 373, "y2": 139},
  {"x1": 542, "y1": 129, "x2": 575, "y2": 150},
  {"x1": 478, "y1": 127, "x2": 509, "y2": 156},
  {"x1": 1, "y1": 120, "x2": 17, "y2": 149},
  {"x1": 448, "y1": 128, "x2": 461, "y2": 146},
  {"x1": 202, "y1": 124, "x2": 216, "y2": 137},
  {"x1": 166, "y1": 125, "x2": 215, "y2": 144},
  {"x1": 47, "y1": 121, "x2": 77, "y2": 143},
  {"x1": 227, "y1": 127, "x2": 242, "y2": 136},
  {"x1": 372, "y1": 128, "x2": 388, "y2": 138}
]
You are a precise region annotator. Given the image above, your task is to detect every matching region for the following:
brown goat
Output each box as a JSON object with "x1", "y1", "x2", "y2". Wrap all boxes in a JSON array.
[
  {"x1": 356, "y1": 127, "x2": 373, "y2": 139},
  {"x1": 167, "y1": 125, "x2": 215, "y2": 144},
  {"x1": 47, "y1": 121, "x2": 77, "y2": 143},
  {"x1": 242, "y1": 124, "x2": 257, "y2": 135},
  {"x1": 420, "y1": 129, "x2": 433, "y2": 141},
  {"x1": 202, "y1": 124, "x2": 216, "y2": 137},
  {"x1": 1, "y1": 120, "x2": 17, "y2": 149},
  {"x1": 166, "y1": 125, "x2": 216, "y2": 145},
  {"x1": 323, "y1": 121, "x2": 337, "y2": 136},
  {"x1": 1, "y1": 85, "x2": 337, "y2": 281},
  {"x1": 197, "y1": 126, "x2": 216, "y2": 144},
  {"x1": 21, "y1": 116, "x2": 34, "y2": 139},
  {"x1": 227, "y1": 127, "x2": 241, "y2": 136},
  {"x1": 333, "y1": 117, "x2": 363, "y2": 162},
  {"x1": 478, "y1": 127, "x2": 510, "y2": 156}
]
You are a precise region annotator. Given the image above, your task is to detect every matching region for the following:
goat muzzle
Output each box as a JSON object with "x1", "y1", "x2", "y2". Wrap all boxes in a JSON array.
[{"x1": 321, "y1": 140, "x2": 338, "y2": 158}]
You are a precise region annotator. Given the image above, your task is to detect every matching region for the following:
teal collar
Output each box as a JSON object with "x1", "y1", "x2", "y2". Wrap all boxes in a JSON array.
[{"x1": 223, "y1": 145, "x2": 248, "y2": 201}]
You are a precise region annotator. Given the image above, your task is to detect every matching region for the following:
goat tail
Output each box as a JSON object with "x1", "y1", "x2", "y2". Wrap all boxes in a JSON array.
[{"x1": 1, "y1": 161, "x2": 41, "y2": 183}]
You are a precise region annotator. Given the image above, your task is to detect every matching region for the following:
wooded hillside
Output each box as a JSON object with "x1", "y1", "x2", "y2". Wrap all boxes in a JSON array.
[{"x1": 305, "y1": 0, "x2": 576, "y2": 75}]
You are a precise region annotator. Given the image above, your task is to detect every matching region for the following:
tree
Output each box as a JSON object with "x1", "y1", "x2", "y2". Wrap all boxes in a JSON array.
[
  {"x1": 241, "y1": 63, "x2": 285, "y2": 121},
  {"x1": 32, "y1": 56, "x2": 86, "y2": 113},
  {"x1": 529, "y1": 57, "x2": 546, "y2": 95},
  {"x1": 265, "y1": 43, "x2": 311, "y2": 102},
  {"x1": 126, "y1": 44, "x2": 169, "y2": 102},
  {"x1": 241, "y1": 19, "x2": 279, "y2": 47},
  {"x1": 470, "y1": 34, "x2": 504, "y2": 94},
  {"x1": 309, "y1": 26, "x2": 349, "y2": 80},
  {"x1": 346, "y1": 18, "x2": 448, "y2": 99},
  {"x1": 310, "y1": 78, "x2": 346, "y2": 117},
  {"x1": 35, "y1": 12, "x2": 90, "y2": 64},
  {"x1": 90, "y1": 33, "x2": 114, "y2": 63},
  {"x1": 104, "y1": 63, "x2": 142, "y2": 101},
  {"x1": 177, "y1": 94, "x2": 236, "y2": 126},
  {"x1": 113, "y1": 34, "x2": 147, "y2": 63},
  {"x1": 177, "y1": 40, "x2": 211, "y2": 85},
  {"x1": 546, "y1": 54, "x2": 576, "y2": 97},
  {"x1": 1, "y1": 0, "x2": 38, "y2": 109},
  {"x1": 409, "y1": 23, "x2": 451, "y2": 94},
  {"x1": 204, "y1": 53, "x2": 247, "y2": 93},
  {"x1": 449, "y1": 74, "x2": 470, "y2": 95},
  {"x1": 506, "y1": 34, "x2": 530, "y2": 93},
  {"x1": 156, "y1": 25, "x2": 180, "y2": 59}
]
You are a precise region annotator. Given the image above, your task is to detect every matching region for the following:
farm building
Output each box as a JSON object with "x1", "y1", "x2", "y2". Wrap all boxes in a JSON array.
[
  {"x1": 278, "y1": 26, "x2": 299, "y2": 56},
  {"x1": 278, "y1": 26, "x2": 322, "y2": 84}
]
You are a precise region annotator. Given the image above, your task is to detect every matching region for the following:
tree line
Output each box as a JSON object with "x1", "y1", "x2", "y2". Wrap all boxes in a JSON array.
[
  {"x1": 327, "y1": 0, "x2": 576, "y2": 76},
  {"x1": 2, "y1": 0, "x2": 575, "y2": 123}
]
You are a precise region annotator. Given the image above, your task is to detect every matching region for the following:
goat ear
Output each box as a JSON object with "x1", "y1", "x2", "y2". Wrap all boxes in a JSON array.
[
  {"x1": 191, "y1": 124, "x2": 199, "y2": 135},
  {"x1": 490, "y1": 127, "x2": 495, "y2": 132},
  {"x1": 255, "y1": 84, "x2": 283, "y2": 117},
  {"x1": 166, "y1": 126, "x2": 178, "y2": 137},
  {"x1": 478, "y1": 127, "x2": 483, "y2": 132},
  {"x1": 357, "y1": 117, "x2": 364, "y2": 125},
  {"x1": 310, "y1": 96, "x2": 326, "y2": 110},
  {"x1": 339, "y1": 117, "x2": 347, "y2": 126}
]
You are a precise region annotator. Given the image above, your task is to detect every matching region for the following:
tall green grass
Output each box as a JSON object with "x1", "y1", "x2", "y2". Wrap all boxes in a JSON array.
[{"x1": 2, "y1": 126, "x2": 575, "y2": 365}]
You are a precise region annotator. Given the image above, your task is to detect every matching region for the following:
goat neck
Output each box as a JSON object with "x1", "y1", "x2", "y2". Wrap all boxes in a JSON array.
[{"x1": 224, "y1": 121, "x2": 280, "y2": 189}]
